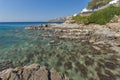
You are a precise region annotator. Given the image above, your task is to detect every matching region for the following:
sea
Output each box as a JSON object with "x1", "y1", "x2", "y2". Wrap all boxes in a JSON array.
[{"x1": 0, "y1": 22, "x2": 119, "y2": 80}]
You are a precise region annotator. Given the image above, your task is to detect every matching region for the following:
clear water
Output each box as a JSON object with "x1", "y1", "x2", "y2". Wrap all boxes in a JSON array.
[{"x1": 0, "y1": 22, "x2": 120, "y2": 80}]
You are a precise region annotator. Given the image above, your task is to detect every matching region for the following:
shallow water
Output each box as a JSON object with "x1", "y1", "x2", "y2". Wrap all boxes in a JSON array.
[{"x1": 0, "y1": 22, "x2": 120, "y2": 80}]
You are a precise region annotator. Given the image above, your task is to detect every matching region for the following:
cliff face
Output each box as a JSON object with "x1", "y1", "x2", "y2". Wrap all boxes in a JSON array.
[{"x1": 0, "y1": 64, "x2": 69, "y2": 80}]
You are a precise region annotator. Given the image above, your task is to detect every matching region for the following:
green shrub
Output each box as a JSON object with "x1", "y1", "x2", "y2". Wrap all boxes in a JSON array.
[
  {"x1": 73, "y1": 6, "x2": 120, "y2": 25},
  {"x1": 72, "y1": 15, "x2": 89, "y2": 24}
]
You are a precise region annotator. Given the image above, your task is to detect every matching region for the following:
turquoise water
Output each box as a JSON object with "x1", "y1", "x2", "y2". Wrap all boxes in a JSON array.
[
  {"x1": 0, "y1": 22, "x2": 120, "y2": 80},
  {"x1": 0, "y1": 22, "x2": 60, "y2": 62}
]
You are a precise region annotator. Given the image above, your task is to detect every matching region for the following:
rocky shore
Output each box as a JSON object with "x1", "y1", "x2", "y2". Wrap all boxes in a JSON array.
[
  {"x1": 0, "y1": 64, "x2": 69, "y2": 80},
  {"x1": 25, "y1": 21, "x2": 120, "y2": 54},
  {"x1": 1, "y1": 22, "x2": 120, "y2": 80},
  {"x1": 1, "y1": 1, "x2": 120, "y2": 80}
]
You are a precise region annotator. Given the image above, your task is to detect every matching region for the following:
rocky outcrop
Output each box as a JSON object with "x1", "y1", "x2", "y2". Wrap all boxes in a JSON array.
[
  {"x1": 25, "y1": 24, "x2": 51, "y2": 30},
  {"x1": 0, "y1": 64, "x2": 69, "y2": 80},
  {"x1": 25, "y1": 21, "x2": 120, "y2": 55}
]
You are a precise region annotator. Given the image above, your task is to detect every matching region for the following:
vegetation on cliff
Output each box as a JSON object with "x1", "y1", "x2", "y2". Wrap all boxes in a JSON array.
[
  {"x1": 73, "y1": 6, "x2": 120, "y2": 25},
  {"x1": 87, "y1": 0, "x2": 112, "y2": 9}
]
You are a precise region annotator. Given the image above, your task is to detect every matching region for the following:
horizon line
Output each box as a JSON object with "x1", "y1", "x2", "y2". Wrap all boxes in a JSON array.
[{"x1": 0, "y1": 21, "x2": 63, "y2": 23}]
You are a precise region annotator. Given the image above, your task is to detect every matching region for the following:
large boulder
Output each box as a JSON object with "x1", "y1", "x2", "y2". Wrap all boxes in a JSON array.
[{"x1": 0, "y1": 64, "x2": 69, "y2": 80}]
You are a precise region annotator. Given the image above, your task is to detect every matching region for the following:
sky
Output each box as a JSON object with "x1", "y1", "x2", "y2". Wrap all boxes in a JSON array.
[{"x1": 0, "y1": 0, "x2": 90, "y2": 22}]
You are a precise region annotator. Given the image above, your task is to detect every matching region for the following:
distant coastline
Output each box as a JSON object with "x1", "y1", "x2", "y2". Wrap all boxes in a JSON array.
[{"x1": 0, "y1": 22, "x2": 63, "y2": 23}]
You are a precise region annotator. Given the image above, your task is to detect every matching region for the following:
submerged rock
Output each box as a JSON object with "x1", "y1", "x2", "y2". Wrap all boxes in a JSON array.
[
  {"x1": 48, "y1": 40, "x2": 61, "y2": 45},
  {"x1": 0, "y1": 64, "x2": 69, "y2": 80},
  {"x1": 104, "y1": 62, "x2": 118, "y2": 70},
  {"x1": 50, "y1": 68, "x2": 69, "y2": 80},
  {"x1": 0, "y1": 61, "x2": 14, "y2": 72}
]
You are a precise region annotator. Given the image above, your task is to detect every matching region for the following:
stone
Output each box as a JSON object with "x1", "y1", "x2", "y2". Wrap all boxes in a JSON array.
[
  {"x1": 104, "y1": 62, "x2": 117, "y2": 70},
  {"x1": 85, "y1": 56, "x2": 94, "y2": 66},
  {"x1": 97, "y1": 72, "x2": 111, "y2": 80},
  {"x1": 75, "y1": 62, "x2": 88, "y2": 77},
  {"x1": 50, "y1": 68, "x2": 69, "y2": 80},
  {"x1": 64, "y1": 62, "x2": 72, "y2": 70},
  {"x1": 0, "y1": 64, "x2": 69, "y2": 80},
  {"x1": 104, "y1": 69, "x2": 116, "y2": 80}
]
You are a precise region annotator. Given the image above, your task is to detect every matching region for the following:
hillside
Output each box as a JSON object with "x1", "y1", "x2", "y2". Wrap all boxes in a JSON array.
[
  {"x1": 49, "y1": 0, "x2": 120, "y2": 24},
  {"x1": 73, "y1": 5, "x2": 120, "y2": 25},
  {"x1": 72, "y1": 0, "x2": 120, "y2": 25},
  {"x1": 87, "y1": 0, "x2": 112, "y2": 9},
  {"x1": 48, "y1": 17, "x2": 66, "y2": 22}
]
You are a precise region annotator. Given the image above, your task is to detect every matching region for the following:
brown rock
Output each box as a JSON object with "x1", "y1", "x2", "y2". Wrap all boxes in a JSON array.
[
  {"x1": 0, "y1": 64, "x2": 69, "y2": 80},
  {"x1": 50, "y1": 68, "x2": 69, "y2": 80}
]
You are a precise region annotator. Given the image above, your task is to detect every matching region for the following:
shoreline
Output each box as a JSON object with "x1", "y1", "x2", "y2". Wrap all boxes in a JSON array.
[
  {"x1": 0, "y1": 21, "x2": 120, "y2": 80},
  {"x1": 25, "y1": 22, "x2": 120, "y2": 54}
]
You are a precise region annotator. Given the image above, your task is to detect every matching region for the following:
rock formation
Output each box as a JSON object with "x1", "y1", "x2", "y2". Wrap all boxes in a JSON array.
[{"x1": 0, "y1": 64, "x2": 69, "y2": 80}]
